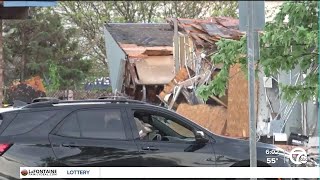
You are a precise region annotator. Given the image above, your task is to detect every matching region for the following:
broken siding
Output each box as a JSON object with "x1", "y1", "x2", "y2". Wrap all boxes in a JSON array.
[
  {"x1": 167, "y1": 17, "x2": 242, "y2": 47},
  {"x1": 176, "y1": 104, "x2": 228, "y2": 136},
  {"x1": 226, "y1": 64, "x2": 259, "y2": 137},
  {"x1": 103, "y1": 27, "x2": 126, "y2": 93},
  {"x1": 119, "y1": 43, "x2": 173, "y2": 58},
  {"x1": 167, "y1": 17, "x2": 242, "y2": 76},
  {"x1": 177, "y1": 34, "x2": 195, "y2": 71},
  {"x1": 129, "y1": 56, "x2": 175, "y2": 85},
  {"x1": 119, "y1": 43, "x2": 175, "y2": 86}
]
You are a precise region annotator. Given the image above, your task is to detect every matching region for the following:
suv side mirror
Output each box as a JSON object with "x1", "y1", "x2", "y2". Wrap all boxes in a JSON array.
[{"x1": 195, "y1": 130, "x2": 209, "y2": 144}]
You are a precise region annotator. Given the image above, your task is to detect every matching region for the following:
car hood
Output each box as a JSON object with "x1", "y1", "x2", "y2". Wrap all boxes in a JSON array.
[{"x1": 212, "y1": 134, "x2": 290, "y2": 164}]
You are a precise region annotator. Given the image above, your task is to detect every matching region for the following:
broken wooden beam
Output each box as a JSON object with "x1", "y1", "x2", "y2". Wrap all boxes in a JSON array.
[
  {"x1": 209, "y1": 95, "x2": 227, "y2": 108},
  {"x1": 168, "y1": 86, "x2": 183, "y2": 110}
]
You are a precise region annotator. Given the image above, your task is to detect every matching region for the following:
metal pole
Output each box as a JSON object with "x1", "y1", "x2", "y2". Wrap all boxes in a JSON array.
[
  {"x1": 173, "y1": 18, "x2": 180, "y2": 74},
  {"x1": 247, "y1": 1, "x2": 258, "y2": 171},
  {"x1": 317, "y1": 1, "x2": 320, "y2": 165},
  {"x1": 0, "y1": 19, "x2": 3, "y2": 107}
]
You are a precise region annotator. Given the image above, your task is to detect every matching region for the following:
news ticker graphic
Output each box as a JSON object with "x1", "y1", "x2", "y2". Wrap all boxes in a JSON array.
[
  {"x1": 20, "y1": 167, "x2": 320, "y2": 178},
  {"x1": 20, "y1": 167, "x2": 99, "y2": 178}
]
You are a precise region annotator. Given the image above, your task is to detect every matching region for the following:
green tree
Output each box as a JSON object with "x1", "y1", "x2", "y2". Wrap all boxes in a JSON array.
[
  {"x1": 58, "y1": 1, "x2": 111, "y2": 75},
  {"x1": 111, "y1": 1, "x2": 161, "y2": 23},
  {"x1": 3, "y1": 8, "x2": 92, "y2": 90},
  {"x1": 58, "y1": 1, "x2": 163, "y2": 81},
  {"x1": 210, "y1": 1, "x2": 238, "y2": 18},
  {"x1": 161, "y1": 1, "x2": 212, "y2": 19},
  {"x1": 57, "y1": 1, "x2": 239, "y2": 81},
  {"x1": 197, "y1": 1, "x2": 318, "y2": 102}
]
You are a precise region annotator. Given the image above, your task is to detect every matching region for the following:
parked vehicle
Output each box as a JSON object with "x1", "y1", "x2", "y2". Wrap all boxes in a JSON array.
[{"x1": 0, "y1": 98, "x2": 292, "y2": 179}]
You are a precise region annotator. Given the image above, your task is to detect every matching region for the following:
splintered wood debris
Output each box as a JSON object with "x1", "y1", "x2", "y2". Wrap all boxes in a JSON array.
[{"x1": 176, "y1": 103, "x2": 228, "y2": 136}]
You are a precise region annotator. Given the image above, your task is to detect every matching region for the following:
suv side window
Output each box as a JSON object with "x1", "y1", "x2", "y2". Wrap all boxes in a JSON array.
[
  {"x1": 153, "y1": 116, "x2": 194, "y2": 138},
  {"x1": 132, "y1": 110, "x2": 195, "y2": 142},
  {"x1": 2, "y1": 110, "x2": 58, "y2": 136},
  {"x1": 56, "y1": 113, "x2": 80, "y2": 138},
  {"x1": 57, "y1": 109, "x2": 126, "y2": 140}
]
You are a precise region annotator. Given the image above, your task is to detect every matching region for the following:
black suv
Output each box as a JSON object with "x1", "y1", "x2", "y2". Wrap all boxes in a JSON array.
[{"x1": 0, "y1": 99, "x2": 291, "y2": 179}]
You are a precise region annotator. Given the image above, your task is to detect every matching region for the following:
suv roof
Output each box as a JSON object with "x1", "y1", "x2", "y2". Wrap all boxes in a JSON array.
[
  {"x1": 23, "y1": 98, "x2": 147, "y2": 109},
  {"x1": 32, "y1": 97, "x2": 60, "y2": 103},
  {"x1": 0, "y1": 97, "x2": 151, "y2": 136}
]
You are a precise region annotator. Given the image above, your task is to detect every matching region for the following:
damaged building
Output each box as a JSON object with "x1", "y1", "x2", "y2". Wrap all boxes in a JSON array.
[
  {"x1": 103, "y1": 16, "x2": 318, "y2": 152},
  {"x1": 104, "y1": 23, "x2": 175, "y2": 104},
  {"x1": 103, "y1": 17, "x2": 243, "y2": 106},
  {"x1": 103, "y1": 17, "x2": 250, "y2": 138}
]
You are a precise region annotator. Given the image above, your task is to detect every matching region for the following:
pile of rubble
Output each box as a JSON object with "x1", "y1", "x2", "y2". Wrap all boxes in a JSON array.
[
  {"x1": 104, "y1": 17, "x2": 317, "y2": 143},
  {"x1": 176, "y1": 103, "x2": 227, "y2": 136},
  {"x1": 5, "y1": 76, "x2": 46, "y2": 104},
  {"x1": 153, "y1": 17, "x2": 250, "y2": 138}
]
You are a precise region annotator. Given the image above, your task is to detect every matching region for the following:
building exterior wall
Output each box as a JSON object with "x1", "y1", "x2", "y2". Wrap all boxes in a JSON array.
[
  {"x1": 103, "y1": 27, "x2": 126, "y2": 93},
  {"x1": 227, "y1": 64, "x2": 259, "y2": 137},
  {"x1": 279, "y1": 68, "x2": 302, "y2": 135},
  {"x1": 306, "y1": 100, "x2": 318, "y2": 136}
]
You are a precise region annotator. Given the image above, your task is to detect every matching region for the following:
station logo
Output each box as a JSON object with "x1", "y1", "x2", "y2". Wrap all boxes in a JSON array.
[
  {"x1": 20, "y1": 169, "x2": 28, "y2": 176},
  {"x1": 20, "y1": 168, "x2": 58, "y2": 177},
  {"x1": 289, "y1": 147, "x2": 307, "y2": 165}
]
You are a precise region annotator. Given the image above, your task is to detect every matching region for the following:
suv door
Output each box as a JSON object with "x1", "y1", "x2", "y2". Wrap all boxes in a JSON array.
[
  {"x1": 126, "y1": 107, "x2": 216, "y2": 167},
  {"x1": 49, "y1": 107, "x2": 141, "y2": 167}
]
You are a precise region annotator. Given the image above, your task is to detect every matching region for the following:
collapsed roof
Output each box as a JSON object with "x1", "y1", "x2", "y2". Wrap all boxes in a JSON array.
[
  {"x1": 105, "y1": 23, "x2": 174, "y2": 47},
  {"x1": 104, "y1": 17, "x2": 242, "y2": 88},
  {"x1": 105, "y1": 17, "x2": 242, "y2": 54},
  {"x1": 166, "y1": 17, "x2": 243, "y2": 47}
]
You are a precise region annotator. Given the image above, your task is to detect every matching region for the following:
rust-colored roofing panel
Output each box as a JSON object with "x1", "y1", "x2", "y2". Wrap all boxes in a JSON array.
[
  {"x1": 216, "y1": 17, "x2": 239, "y2": 29},
  {"x1": 142, "y1": 49, "x2": 172, "y2": 56},
  {"x1": 200, "y1": 23, "x2": 225, "y2": 37},
  {"x1": 190, "y1": 23, "x2": 205, "y2": 32},
  {"x1": 197, "y1": 34, "x2": 215, "y2": 44},
  {"x1": 120, "y1": 43, "x2": 173, "y2": 58},
  {"x1": 208, "y1": 36, "x2": 221, "y2": 41},
  {"x1": 189, "y1": 33, "x2": 204, "y2": 45},
  {"x1": 167, "y1": 16, "x2": 242, "y2": 46}
]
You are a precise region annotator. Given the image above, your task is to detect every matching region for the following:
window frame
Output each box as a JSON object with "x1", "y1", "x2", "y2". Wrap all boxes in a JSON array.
[
  {"x1": 52, "y1": 107, "x2": 131, "y2": 141},
  {"x1": 2, "y1": 110, "x2": 58, "y2": 136},
  {"x1": 127, "y1": 107, "x2": 200, "y2": 144},
  {"x1": 152, "y1": 116, "x2": 195, "y2": 138},
  {"x1": 55, "y1": 112, "x2": 81, "y2": 138}
]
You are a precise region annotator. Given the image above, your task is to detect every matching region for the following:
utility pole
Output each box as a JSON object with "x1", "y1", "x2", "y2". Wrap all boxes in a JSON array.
[
  {"x1": 0, "y1": 19, "x2": 3, "y2": 107},
  {"x1": 247, "y1": 1, "x2": 258, "y2": 170},
  {"x1": 239, "y1": 1, "x2": 265, "y2": 175},
  {"x1": 318, "y1": 1, "x2": 320, "y2": 154}
]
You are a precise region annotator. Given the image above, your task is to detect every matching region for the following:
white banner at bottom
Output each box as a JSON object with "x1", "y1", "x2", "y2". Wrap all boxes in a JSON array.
[{"x1": 20, "y1": 167, "x2": 320, "y2": 178}]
